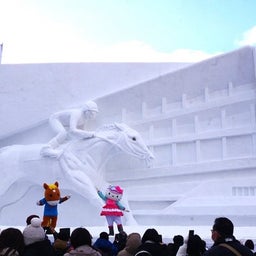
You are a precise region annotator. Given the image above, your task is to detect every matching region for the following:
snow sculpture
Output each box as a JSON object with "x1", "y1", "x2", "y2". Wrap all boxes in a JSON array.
[
  {"x1": 0, "y1": 123, "x2": 154, "y2": 225},
  {"x1": 41, "y1": 100, "x2": 99, "y2": 158}
]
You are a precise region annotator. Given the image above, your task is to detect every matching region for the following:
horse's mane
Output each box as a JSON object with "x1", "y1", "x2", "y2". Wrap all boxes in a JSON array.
[{"x1": 95, "y1": 123, "x2": 118, "y2": 133}]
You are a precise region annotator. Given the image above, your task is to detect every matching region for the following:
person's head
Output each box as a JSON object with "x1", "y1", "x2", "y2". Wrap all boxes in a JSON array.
[
  {"x1": 173, "y1": 235, "x2": 184, "y2": 246},
  {"x1": 141, "y1": 228, "x2": 160, "y2": 244},
  {"x1": 115, "y1": 231, "x2": 127, "y2": 244},
  {"x1": 58, "y1": 228, "x2": 70, "y2": 241},
  {"x1": 0, "y1": 227, "x2": 25, "y2": 255},
  {"x1": 26, "y1": 214, "x2": 40, "y2": 225},
  {"x1": 211, "y1": 217, "x2": 234, "y2": 241},
  {"x1": 83, "y1": 101, "x2": 98, "y2": 119},
  {"x1": 70, "y1": 228, "x2": 92, "y2": 249},
  {"x1": 245, "y1": 239, "x2": 254, "y2": 250},
  {"x1": 125, "y1": 233, "x2": 141, "y2": 254},
  {"x1": 23, "y1": 218, "x2": 45, "y2": 246},
  {"x1": 186, "y1": 234, "x2": 203, "y2": 256},
  {"x1": 99, "y1": 231, "x2": 109, "y2": 240}
]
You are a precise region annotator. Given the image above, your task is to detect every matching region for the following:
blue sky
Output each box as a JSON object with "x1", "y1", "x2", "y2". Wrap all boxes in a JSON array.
[{"x1": 0, "y1": 0, "x2": 256, "y2": 63}]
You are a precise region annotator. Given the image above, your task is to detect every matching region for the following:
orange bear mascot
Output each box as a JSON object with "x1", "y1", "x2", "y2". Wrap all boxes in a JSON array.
[{"x1": 37, "y1": 181, "x2": 70, "y2": 230}]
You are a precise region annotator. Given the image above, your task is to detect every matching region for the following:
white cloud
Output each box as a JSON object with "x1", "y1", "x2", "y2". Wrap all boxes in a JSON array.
[
  {"x1": 1, "y1": 37, "x2": 216, "y2": 64},
  {"x1": 0, "y1": 1, "x2": 215, "y2": 64},
  {"x1": 82, "y1": 41, "x2": 216, "y2": 63},
  {"x1": 236, "y1": 26, "x2": 256, "y2": 46}
]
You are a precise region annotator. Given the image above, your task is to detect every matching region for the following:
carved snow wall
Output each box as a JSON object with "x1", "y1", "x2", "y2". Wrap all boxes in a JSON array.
[
  {"x1": 0, "y1": 46, "x2": 255, "y2": 227},
  {"x1": 95, "y1": 46, "x2": 256, "y2": 226}
]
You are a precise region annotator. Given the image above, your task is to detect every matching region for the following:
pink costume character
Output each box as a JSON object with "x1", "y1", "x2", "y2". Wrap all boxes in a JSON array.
[{"x1": 97, "y1": 185, "x2": 126, "y2": 235}]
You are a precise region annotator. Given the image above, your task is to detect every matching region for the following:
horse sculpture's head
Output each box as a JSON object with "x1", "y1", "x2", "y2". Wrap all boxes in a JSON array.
[{"x1": 97, "y1": 123, "x2": 154, "y2": 167}]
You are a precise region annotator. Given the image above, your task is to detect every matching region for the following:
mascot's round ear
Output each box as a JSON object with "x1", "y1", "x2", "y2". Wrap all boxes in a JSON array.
[
  {"x1": 43, "y1": 183, "x2": 49, "y2": 189},
  {"x1": 54, "y1": 181, "x2": 59, "y2": 187}
]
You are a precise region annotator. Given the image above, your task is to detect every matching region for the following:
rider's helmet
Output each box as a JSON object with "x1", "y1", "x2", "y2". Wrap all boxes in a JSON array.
[{"x1": 84, "y1": 100, "x2": 99, "y2": 113}]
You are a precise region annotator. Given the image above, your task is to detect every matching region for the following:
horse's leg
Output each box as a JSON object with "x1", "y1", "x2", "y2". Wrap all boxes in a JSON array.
[
  {"x1": 59, "y1": 154, "x2": 102, "y2": 207},
  {"x1": 121, "y1": 194, "x2": 138, "y2": 225},
  {"x1": 60, "y1": 152, "x2": 138, "y2": 225}
]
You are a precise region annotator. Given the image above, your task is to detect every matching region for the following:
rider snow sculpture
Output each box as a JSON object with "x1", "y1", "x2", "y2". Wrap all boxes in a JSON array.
[
  {"x1": 37, "y1": 181, "x2": 70, "y2": 230},
  {"x1": 41, "y1": 100, "x2": 99, "y2": 158},
  {"x1": 97, "y1": 185, "x2": 128, "y2": 235}
]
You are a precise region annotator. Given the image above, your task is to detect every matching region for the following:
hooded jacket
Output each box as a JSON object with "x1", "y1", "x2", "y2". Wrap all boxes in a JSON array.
[
  {"x1": 64, "y1": 244, "x2": 101, "y2": 256},
  {"x1": 118, "y1": 233, "x2": 142, "y2": 256},
  {"x1": 22, "y1": 239, "x2": 55, "y2": 256}
]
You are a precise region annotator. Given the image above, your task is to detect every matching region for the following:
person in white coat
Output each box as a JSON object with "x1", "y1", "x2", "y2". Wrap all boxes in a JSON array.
[{"x1": 41, "y1": 100, "x2": 98, "y2": 158}]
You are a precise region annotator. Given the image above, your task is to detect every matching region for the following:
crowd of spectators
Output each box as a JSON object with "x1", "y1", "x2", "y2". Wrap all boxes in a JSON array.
[{"x1": 0, "y1": 216, "x2": 254, "y2": 256}]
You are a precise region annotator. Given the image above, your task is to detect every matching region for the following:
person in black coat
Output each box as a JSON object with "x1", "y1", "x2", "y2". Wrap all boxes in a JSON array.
[
  {"x1": 135, "y1": 228, "x2": 168, "y2": 256},
  {"x1": 22, "y1": 239, "x2": 55, "y2": 256},
  {"x1": 22, "y1": 217, "x2": 55, "y2": 256},
  {"x1": 186, "y1": 234, "x2": 205, "y2": 256},
  {"x1": 203, "y1": 217, "x2": 253, "y2": 256},
  {"x1": 0, "y1": 227, "x2": 25, "y2": 256},
  {"x1": 167, "y1": 235, "x2": 184, "y2": 256}
]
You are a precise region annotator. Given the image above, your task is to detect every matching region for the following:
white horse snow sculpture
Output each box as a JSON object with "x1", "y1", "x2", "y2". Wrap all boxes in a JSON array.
[{"x1": 0, "y1": 123, "x2": 154, "y2": 225}]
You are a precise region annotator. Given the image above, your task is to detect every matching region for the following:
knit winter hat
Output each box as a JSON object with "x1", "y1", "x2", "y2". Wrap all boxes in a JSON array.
[
  {"x1": 26, "y1": 214, "x2": 39, "y2": 225},
  {"x1": 23, "y1": 218, "x2": 45, "y2": 245}
]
